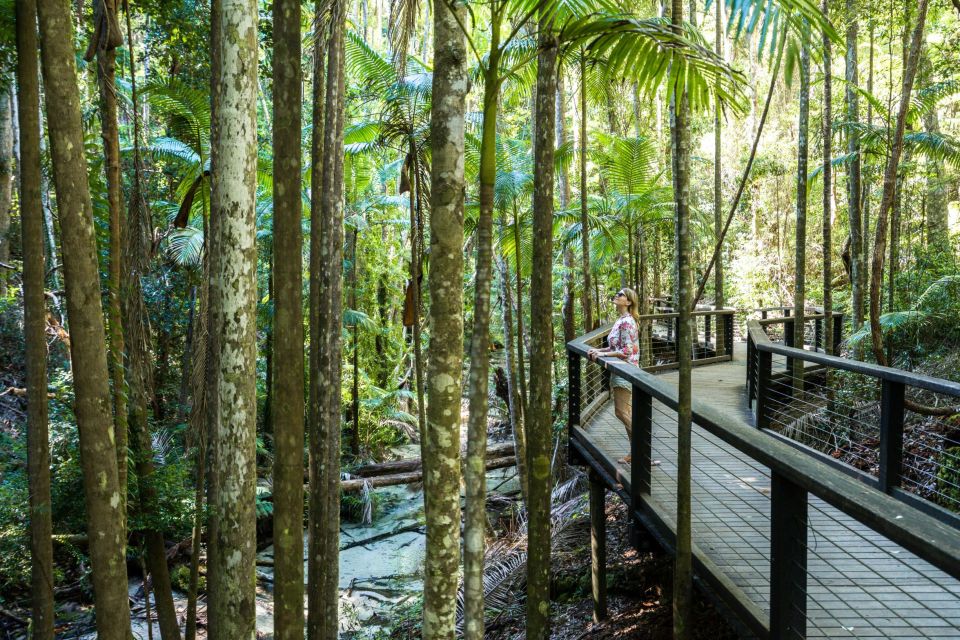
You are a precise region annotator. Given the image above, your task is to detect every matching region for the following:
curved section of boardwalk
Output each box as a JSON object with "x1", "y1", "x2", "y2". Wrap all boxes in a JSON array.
[{"x1": 573, "y1": 344, "x2": 960, "y2": 638}]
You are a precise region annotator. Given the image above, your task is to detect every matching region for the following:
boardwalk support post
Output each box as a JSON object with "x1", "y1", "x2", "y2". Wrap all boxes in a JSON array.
[
  {"x1": 568, "y1": 350, "x2": 581, "y2": 465},
  {"x1": 770, "y1": 472, "x2": 807, "y2": 639},
  {"x1": 756, "y1": 349, "x2": 772, "y2": 429},
  {"x1": 784, "y1": 317, "x2": 795, "y2": 375},
  {"x1": 879, "y1": 380, "x2": 906, "y2": 494},
  {"x1": 589, "y1": 470, "x2": 607, "y2": 622},
  {"x1": 629, "y1": 387, "x2": 652, "y2": 551},
  {"x1": 832, "y1": 313, "x2": 843, "y2": 355}
]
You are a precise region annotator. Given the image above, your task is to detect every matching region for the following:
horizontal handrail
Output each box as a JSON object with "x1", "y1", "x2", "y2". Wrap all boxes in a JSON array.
[
  {"x1": 567, "y1": 325, "x2": 960, "y2": 582},
  {"x1": 747, "y1": 319, "x2": 960, "y2": 398}
]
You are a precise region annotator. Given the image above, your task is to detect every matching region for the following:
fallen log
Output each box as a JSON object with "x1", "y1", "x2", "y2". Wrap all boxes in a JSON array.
[
  {"x1": 337, "y1": 455, "x2": 517, "y2": 493},
  {"x1": 314, "y1": 442, "x2": 516, "y2": 481},
  {"x1": 256, "y1": 523, "x2": 426, "y2": 568}
]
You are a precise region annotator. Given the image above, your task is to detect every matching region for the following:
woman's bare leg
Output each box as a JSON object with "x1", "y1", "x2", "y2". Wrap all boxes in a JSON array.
[{"x1": 613, "y1": 387, "x2": 632, "y2": 436}]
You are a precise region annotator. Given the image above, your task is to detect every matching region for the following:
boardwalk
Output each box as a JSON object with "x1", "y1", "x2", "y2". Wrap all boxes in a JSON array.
[{"x1": 573, "y1": 343, "x2": 960, "y2": 638}]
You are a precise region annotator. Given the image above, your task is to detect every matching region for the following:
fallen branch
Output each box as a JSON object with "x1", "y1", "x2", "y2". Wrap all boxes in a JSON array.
[
  {"x1": 330, "y1": 455, "x2": 517, "y2": 493},
  {"x1": 256, "y1": 523, "x2": 426, "y2": 568}
]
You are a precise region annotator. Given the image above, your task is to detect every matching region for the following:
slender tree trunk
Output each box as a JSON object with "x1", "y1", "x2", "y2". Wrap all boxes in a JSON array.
[
  {"x1": 306, "y1": 5, "x2": 327, "y2": 637},
  {"x1": 846, "y1": 0, "x2": 864, "y2": 333},
  {"x1": 422, "y1": 0, "x2": 467, "y2": 633},
  {"x1": 558, "y1": 73, "x2": 576, "y2": 344},
  {"x1": 793, "y1": 40, "x2": 810, "y2": 393},
  {"x1": 210, "y1": 0, "x2": 259, "y2": 635},
  {"x1": 89, "y1": 0, "x2": 129, "y2": 531},
  {"x1": 407, "y1": 145, "x2": 427, "y2": 441},
  {"x1": 921, "y1": 56, "x2": 949, "y2": 253},
  {"x1": 0, "y1": 89, "x2": 12, "y2": 297},
  {"x1": 527, "y1": 16, "x2": 558, "y2": 638},
  {"x1": 670, "y1": 0, "x2": 693, "y2": 637},
  {"x1": 272, "y1": 0, "x2": 305, "y2": 635},
  {"x1": 713, "y1": 0, "x2": 724, "y2": 353},
  {"x1": 122, "y1": 4, "x2": 180, "y2": 636},
  {"x1": 313, "y1": 0, "x2": 347, "y2": 635},
  {"x1": 463, "y1": 35, "x2": 502, "y2": 636},
  {"x1": 579, "y1": 53, "x2": 593, "y2": 332},
  {"x1": 35, "y1": 1, "x2": 131, "y2": 636},
  {"x1": 869, "y1": 0, "x2": 929, "y2": 365},
  {"x1": 513, "y1": 206, "x2": 528, "y2": 414},
  {"x1": 204, "y1": 1, "x2": 223, "y2": 634},
  {"x1": 498, "y1": 256, "x2": 529, "y2": 505},
  {"x1": 17, "y1": 1, "x2": 54, "y2": 635},
  {"x1": 822, "y1": 0, "x2": 834, "y2": 357}
]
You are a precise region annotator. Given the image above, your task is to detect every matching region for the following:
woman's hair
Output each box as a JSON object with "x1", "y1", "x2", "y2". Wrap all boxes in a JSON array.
[{"x1": 622, "y1": 287, "x2": 640, "y2": 322}]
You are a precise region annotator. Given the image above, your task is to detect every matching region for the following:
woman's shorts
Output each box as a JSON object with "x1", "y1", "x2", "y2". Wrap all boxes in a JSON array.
[{"x1": 610, "y1": 373, "x2": 633, "y2": 390}]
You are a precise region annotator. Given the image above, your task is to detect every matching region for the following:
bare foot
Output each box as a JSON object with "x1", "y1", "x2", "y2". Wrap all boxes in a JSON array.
[{"x1": 618, "y1": 455, "x2": 632, "y2": 464}]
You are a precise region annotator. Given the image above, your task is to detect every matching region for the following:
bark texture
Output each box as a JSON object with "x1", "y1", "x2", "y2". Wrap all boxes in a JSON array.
[
  {"x1": 422, "y1": 0, "x2": 467, "y2": 633},
  {"x1": 35, "y1": 0, "x2": 132, "y2": 636},
  {"x1": 17, "y1": 0, "x2": 54, "y2": 635},
  {"x1": 793, "y1": 41, "x2": 810, "y2": 392},
  {"x1": 272, "y1": 0, "x2": 305, "y2": 636},
  {"x1": 211, "y1": 0, "x2": 259, "y2": 636},
  {"x1": 527, "y1": 16, "x2": 558, "y2": 639},
  {"x1": 713, "y1": 0, "x2": 724, "y2": 346},
  {"x1": 579, "y1": 53, "x2": 593, "y2": 332},
  {"x1": 312, "y1": 1, "x2": 347, "y2": 635},
  {"x1": 306, "y1": 4, "x2": 327, "y2": 637},
  {"x1": 822, "y1": 0, "x2": 834, "y2": 357},
  {"x1": 0, "y1": 89, "x2": 12, "y2": 297},
  {"x1": 846, "y1": 0, "x2": 864, "y2": 331}
]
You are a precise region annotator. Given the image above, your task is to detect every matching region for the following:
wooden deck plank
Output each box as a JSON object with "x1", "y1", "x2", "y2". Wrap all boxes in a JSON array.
[{"x1": 574, "y1": 341, "x2": 960, "y2": 638}]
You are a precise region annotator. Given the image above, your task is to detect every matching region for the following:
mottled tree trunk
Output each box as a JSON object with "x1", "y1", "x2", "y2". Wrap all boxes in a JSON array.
[
  {"x1": 17, "y1": 1, "x2": 54, "y2": 635},
  {"x1": 579, "y1": 53, "x2": 593, "y2": 332},
  {"x1": 35, "y1": 0, "x2": 132, "y2": 636},
  {"x1": 527, "y1": 15, "x2": 558, "y2": 638},
  {"x1": 311, "y1": 0, "x2": 346, "y2": 635},
  {"x1": 793, "y1": 41, "x2": 810, "y2": 393},
  {"x1": 670, "y1": 0, "x2": 693, "y2": 637},
  {"x1": 210, "y1": 0, "x2": 259, "y2": 636},
  {"x1": 512, "y1": 206, "x2": 528, "y2": 414},
  {"x1": 557, "y1": 73, "x2": 576, "y2": 344},
  {"x1": 272, "y1": 0, "x2": 305, "y2": 636},
  {"x1": 921, "y1": 56, "x2": 949, "y2": 253},
  {"x1": 846, "y1": 0, "x2": 864, "y2": 333},
  {"x1": 869, "y1": 0, "x2": 929, "y2": 365},
  {"x1": 463, "y1": 37, "x2": 501, "y2": 638},
  {"x1": 306, "y1": 5, "x2": 326, "y2": 637},
  {"x1": 422, "y1": 0, "x2": 466, "y2": 633}
]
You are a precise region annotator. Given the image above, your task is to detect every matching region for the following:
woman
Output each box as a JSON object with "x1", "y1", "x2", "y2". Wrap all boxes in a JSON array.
[{"x1": 587, "y1": 288, "x2": 641, "y2": 462}]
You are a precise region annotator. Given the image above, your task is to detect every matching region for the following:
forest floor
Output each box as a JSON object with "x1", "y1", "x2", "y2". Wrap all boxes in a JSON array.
[{"x1": 482, "y1": 497, "x2": 738, "y2": 640}]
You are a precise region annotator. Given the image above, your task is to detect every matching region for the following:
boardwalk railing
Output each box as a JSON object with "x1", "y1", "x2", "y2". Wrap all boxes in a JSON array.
[
  {"x1": 747, "y1": 313, "x2": 960, "y2": 521},
  {"x1": 568, "y1": 322, "x2": 960, "y2": 638}
]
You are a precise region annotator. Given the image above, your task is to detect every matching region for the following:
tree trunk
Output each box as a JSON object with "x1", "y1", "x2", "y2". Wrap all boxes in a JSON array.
[
  {"x1": 312, "y1": 0, "x2": 347, "y2": 635},
  {"x1": 713, "y1": 0, "x2": 724, "y2": 355},
  {"x1": 35, "y1": 0, "x2": 132, "y2": 636},
  {"x1": 210, "y1": 0, "x2": 259, "y2": 635},
  {"x1": 272, "y1": 0, "x2": 305, "y2": 635},
  {"x1": 527, "y1": 16, "x2": 558, "y2": 638},
  {"x1": 869, "y1": 0, "x2": 930, "y2": 365},
  {"x1": 670, "y1": 0, "x2": 693, "y2": 637},
  {"x1": 921, "y1": 58, "x2": 949, "y2": 253},
  {"x1": 422, "y1": 0, "x2": 467, "y2": 633},
  {"x1": 463, "y1": 44, "x2": 501, "y2": 637},
  {"x1": 204, "y1": 1, "x2": 222, "y2": 634},
  {"x1": 579, "y1": 52, "x2": 593, "y2": 332},
  {"x1": 846, "y1": 0, "x2": 864, "y2": 333},
  {"x1": 558, "y1": 72, "x2": 576, "y2": 344},
  {"x1": 89, "y1": 0, "x2": 129, "y2": 532},
  {"x1": 513, "y1": 206, "x2": 528, "y2": 415},
  {"x1": 306, "y1": 4, "x2": 326, "y2": 637},
  {"x1": 822, "y1": 0, "x2": 834, "y2": 357},
  {"x1": 0, "y1": 89, "x2": 12, "y2": 298},
  {"x1": 793, "y1": 41, "x2": 810, "y2": 393},
  {"x1": 122, "y1": 4, "x2": 180, "y2": 636},
  {"x1": 407, "y1": 146, "x2": 427, "y2": 441},
  {"x1": 17, "y1": 1, "x2": 54, "y2": 635},
  {"x1": 497, "y1": 255, "x2": 529, "y2": 505}
]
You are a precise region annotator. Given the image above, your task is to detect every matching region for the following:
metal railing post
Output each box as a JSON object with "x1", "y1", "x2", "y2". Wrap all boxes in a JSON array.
[
  {"x1": 632, "y1": 387, "x2": 652, "y2": 496},
  {"x1": 833, "y1": 313, "x2": 844, "y2": 355},
  {"x1": 815, "y1": 317, "x2": 823, "y2": 351},
  {"x1": 770, "y1": 472, "x2": 808, "y2": 639},
  {"x1": 746, "y1": 332, "x2": 755, "y2": 403},
  {"x1": 705, "y1": 313, "x2": 712, "y2": 349},
  {"x1": 784, "y1": 317, "x2": 795, "y2": 374},
  {"x1": 756, "y1": 349, "x2": 772, "y2": 429},
  {"x1": 879, "y1": 380, "x2": 906, "y2": 494},
  {"x1": 725, "y1": 313, "x2": 734, "y2": 355},
  {"x1": 568, "y1": 350, "x2": 581, "y2": 465}
]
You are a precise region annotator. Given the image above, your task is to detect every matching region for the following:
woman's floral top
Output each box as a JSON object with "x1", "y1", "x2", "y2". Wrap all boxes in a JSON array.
[{"x1": 609, "y1": 315, "x2": 640, "y2": 367}]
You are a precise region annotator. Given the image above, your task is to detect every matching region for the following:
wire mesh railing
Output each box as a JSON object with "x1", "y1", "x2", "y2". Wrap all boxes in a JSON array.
[
  {"x1": 748, "y1": 315, "x2": 960, "y2": 518},
  {"x1": 568, "y1": 316, "x2": 960, "y2": 638}
]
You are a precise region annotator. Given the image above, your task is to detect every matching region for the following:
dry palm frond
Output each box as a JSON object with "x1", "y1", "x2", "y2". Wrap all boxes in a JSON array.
[{"x1": 388, "y1": 0, "x2": 417, "y2": 76}]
